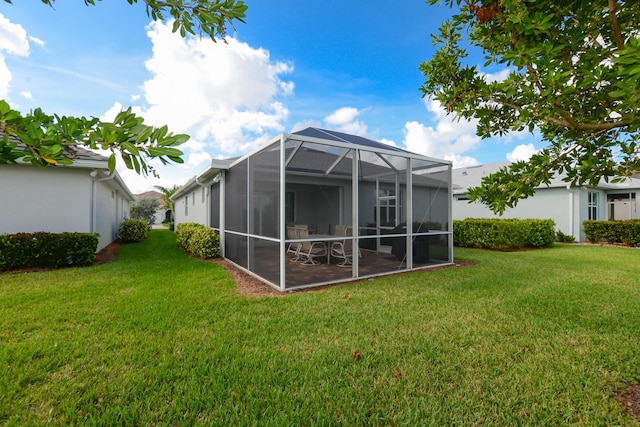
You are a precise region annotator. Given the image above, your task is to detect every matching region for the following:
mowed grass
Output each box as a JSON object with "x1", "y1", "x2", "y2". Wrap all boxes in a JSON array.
[{"x1": 1, "y1": 230, "x2": 639, "y2": 426}]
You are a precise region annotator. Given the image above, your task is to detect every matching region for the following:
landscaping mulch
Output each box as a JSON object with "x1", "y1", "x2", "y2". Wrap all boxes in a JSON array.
[{"x1": 616, "y1": 384, "x2": 640, "y2": 421}]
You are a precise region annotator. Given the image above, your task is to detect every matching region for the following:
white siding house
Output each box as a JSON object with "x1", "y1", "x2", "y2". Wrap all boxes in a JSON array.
[
  {"x1": 0, "y1": 143, "x2": 134, "y2": 251},
  {"x1": 452, "y1": 162, "x2": 640, "y2": 242},
  {"x1": 172, "y1": 174, "x2": 216, "y2": 228}
]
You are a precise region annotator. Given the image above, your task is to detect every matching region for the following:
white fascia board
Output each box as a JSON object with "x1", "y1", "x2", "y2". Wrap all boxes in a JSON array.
[
  {"x1": 170, "y1": 166, "x2": 224, "y2": 201},
  {"x1": 170, "y1": 175, "x2": 199, "y2": 201},
  {"x1": 112, "y1": 171, "x2": 135, "y2": 201}
]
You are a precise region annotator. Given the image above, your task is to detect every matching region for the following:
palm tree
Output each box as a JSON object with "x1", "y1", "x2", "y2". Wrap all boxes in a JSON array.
[{"x1": 154, "y1": 184, "x2": 181, "y2": 222}]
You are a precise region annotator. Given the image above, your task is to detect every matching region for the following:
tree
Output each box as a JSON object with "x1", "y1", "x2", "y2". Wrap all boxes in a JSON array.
[
  {"x1": 420, "y1": 0, "x2": 640, "y2": 214},
  {"x1": 1, "y1": 0, "x2": 247, "y2": 176},
  {"x1": 154, "y1": 184, "x2": 181, "y2": 219},
  {"x1": 130, "y1": 197, "x2": 160, "y2": 224}
]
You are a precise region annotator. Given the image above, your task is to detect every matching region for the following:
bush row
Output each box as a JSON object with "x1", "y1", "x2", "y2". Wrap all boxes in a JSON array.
[
  {"x1": 0, "y1": 232, "x2": 99, "y2": 271},
  {"x1": 175, "y1": 222, "x2": 220, "y2": 258},
  {"x1": 454, "y1": 218, "x2": 556, "y2": 250},
  {"x1": 583, "y1": 220, "x2": 640, "y2": 246},
  {"x1": 118, "y1": 219, "x2": 148, "y2": 243}
]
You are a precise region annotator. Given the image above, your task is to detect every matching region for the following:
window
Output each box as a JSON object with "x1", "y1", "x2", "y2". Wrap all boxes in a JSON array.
[
  {"x1": 588, "y1": 191, "x2": 598, "y2": 220},
  {"x1": 377, "y1": 188, "x2": 403, "y2": 226},
  {"x1": 192, "y1": 192, "x2": 195, "y2": 205},
  {"x1": 607, "y1": 192, "x2": 637, "y2": 220},
  {"x1": 185, "y1": 199, "x2": 188, "y2": 217}
]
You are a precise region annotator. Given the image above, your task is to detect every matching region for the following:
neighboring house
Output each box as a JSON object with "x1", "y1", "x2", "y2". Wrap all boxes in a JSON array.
[
  {"x1": 452, "y1": 161, "x2": 640, "y2": 242},
  {"x1": 0, "y1": 136, "x2": 134, "y2": 251},
  {"x1": 173, "y1": 127, "x2": 453, "y2": 291},
  {"x1": 134, "y1": 190, "x2": 170, "y2": 224}
]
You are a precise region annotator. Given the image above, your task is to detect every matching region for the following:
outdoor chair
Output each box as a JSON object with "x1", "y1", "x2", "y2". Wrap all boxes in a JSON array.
[
  {"x1": 334, "y1": 224, "x2": 346, "y2": 237},
  {"x1": 287, "y1": 226, "x2": 302, "y2": 261},
  {"x1": 297, "y1": 228, "x2": 327, "y2": 266},
  {"x1": 330, "y1": 226, "x2": 359, "y2": 267}
]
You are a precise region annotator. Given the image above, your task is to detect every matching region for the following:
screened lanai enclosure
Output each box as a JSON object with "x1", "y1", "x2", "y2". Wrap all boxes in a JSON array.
[{"x1": 200, "y1": 127, "x2": 452, "y2": 291}]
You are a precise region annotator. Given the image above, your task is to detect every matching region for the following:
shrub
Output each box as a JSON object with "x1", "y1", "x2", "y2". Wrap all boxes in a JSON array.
[
  {"x1": 555, "y1": 230, "x2": 575, "y2": 243},
  {"x1": 454, "y1": 218, "x2": 556, "y2": 250},
  {"x1": 189, "y1": 227, "x2": 220, "y2": 258},
  {"x1": 175, "y1": 222, "x2": 219, "y2": 258},
  {"x1": 118, "y1": 219, "x2": 148, "y2": 243},
  {"x1": 175, "y1": 222, "x2": 201, "y2": 248},
  {"x1": 0, "y1": 232, "x2": 98, "y2": 271},
  {"x1": 583, "y1": 220, "x2": 640, "y2": 246}
]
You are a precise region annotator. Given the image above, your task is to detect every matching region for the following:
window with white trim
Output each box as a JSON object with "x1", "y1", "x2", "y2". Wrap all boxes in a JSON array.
[{"x1": 588, "y1": 191, "x2": 598, "y2": 220}]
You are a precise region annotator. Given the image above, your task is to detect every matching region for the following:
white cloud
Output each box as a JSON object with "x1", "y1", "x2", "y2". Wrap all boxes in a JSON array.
[
  {"x1": 97, "y1": 21, "x2": 295, "y2": 191},
  {"x1": 290, "y1": 119, "x2": 321, "y2": 132},
  {"x1": 0, "y1": 59, "x2": 10, "y2": 99},
  {"x1": 0, "y1": 13, "x2": 30, "y2": 99},
  {"x1": 480, "y1": 68, "x2": 511, "y2": 83},
  {"x1": 323, "y1": 107, "x2": 368, "y2": 135},
  {"x1": 507, "y1": 143, "x2": 538, "y2": 162},
  {"x1": 131, "y1": 21, "x2": 293, "y2": 159},
  {"x1": 378, "y1": 138, "x2": 397, "y2": 147},
  {"x1": 28, "y1": 35, "x2": 45, "y2": 47},
  {"x1": 0, "y1": 14, "x2": 29, "y2": 56},
  {"x1": 402, "y1": 99, "x2": 482, "y2": 167},
  {"x1": 19, "y1": 90, "x2": 32, "y2": 100}
]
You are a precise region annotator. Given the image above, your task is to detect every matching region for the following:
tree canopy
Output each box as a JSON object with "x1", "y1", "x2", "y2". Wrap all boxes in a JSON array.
[
  {"x1": 1, "y1": 0, "x2": 247, "y2": 176},
  {"x1": 420, "y1": 0, "x2": 640, "y2": 213}
]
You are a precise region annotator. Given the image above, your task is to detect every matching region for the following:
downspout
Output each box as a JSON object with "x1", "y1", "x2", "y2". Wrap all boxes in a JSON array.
[{"x1": 566, "y1": 185, "x2": 574, "y2": 240}]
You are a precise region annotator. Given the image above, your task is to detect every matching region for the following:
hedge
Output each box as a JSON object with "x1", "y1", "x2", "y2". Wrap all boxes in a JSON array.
[
  {"x1": 175, "y1": 222, "x2": 219, "y2": 258},
  {"x1": 118, "y1": 219, "x2": 148, "y2": 243},
  {"x1": 583, "y1": 220, "x2": 640, "y2": 246},
  {"x1": 454, "y1": 218, "x2": 556, "y2": 250},
  {"x1": 0, "y1": 232, "x2": 99, "y2": 271}
]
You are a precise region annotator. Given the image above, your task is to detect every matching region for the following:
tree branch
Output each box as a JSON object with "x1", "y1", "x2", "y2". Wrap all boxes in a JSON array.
[{"x1": 608, "y1": 0, "x2": 625, "y2": 50}]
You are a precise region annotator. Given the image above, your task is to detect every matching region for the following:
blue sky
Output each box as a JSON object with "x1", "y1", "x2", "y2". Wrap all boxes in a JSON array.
[{"x1": 0, "y1": 1, "x2": 539, "y2": 193}]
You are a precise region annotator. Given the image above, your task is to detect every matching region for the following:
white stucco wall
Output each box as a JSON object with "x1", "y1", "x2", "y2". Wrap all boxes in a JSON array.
[
  {"x1": 173, "y1": 187, "x2": 208, "y2": 227},
  {"x1": 453, "y1": 186, "x2": 578, "y2": 239},
  {"x1": 0, "y1": 165, "x2": 92, "y2": 234},
  {"x1": 0, "y1": 164, "x2": 132, "y2": 251}
]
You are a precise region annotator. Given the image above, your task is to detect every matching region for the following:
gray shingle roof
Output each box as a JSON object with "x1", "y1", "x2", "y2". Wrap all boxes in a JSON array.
[
  {"x1": 2, "y1": 132, "x2": 108, "y2": 163},
  {"x1": 452, "y1": 161, "x2": 640, "y2": 193}
]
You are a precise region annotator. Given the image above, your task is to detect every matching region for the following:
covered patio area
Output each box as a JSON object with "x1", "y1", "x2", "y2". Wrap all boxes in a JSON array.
[{"x1": 182, "y1": 127, "x2": 452, "y2": 291}]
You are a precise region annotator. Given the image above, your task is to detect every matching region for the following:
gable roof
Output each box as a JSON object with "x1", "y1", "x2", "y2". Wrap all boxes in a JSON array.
[
  {"x1": 3, "y1": 133, "x2": 109, "y2": 166},
  {"x1": 2, "y1": 132, "x2": 135, "y2": 200},
  {"x1": 452, "y1": 161, "x2": 640, "y2": 194}
]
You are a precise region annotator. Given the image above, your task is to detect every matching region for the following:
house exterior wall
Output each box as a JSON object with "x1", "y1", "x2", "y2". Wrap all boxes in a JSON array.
[
  {"x1": 94, "y1": 180, "x2": 131, "y2": 251},
  {"x1": 453, "y1": 186, "x2": 576, "y2": 238},
  {"x1": 173, "y1": 187, "x2": 208, "y2": 228},
  {"x1": 0, "y1": 165, "x2": 92, "y2": 234},
  {"x1": 0, "y1": 164, "x2": 131, "y2": 251}
]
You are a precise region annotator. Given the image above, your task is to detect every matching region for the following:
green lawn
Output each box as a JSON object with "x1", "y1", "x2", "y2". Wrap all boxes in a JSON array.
[{"x1": 1, "y1": 230, "x2": 639, "y2": 426}]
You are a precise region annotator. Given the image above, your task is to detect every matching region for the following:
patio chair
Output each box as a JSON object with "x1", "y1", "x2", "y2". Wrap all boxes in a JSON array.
[
  {"x1": 330, "y1": 226, "x2": 357, "y2": 267},
  {"x1": 334, "y1": 224, "x2": 346, "y2": 237},
  {"x1": 297, "y1": 228, "x2": 327, "y2": 266},
  {"x1": 287, "y1": 226, "x2": 302, "y2": 262}
]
